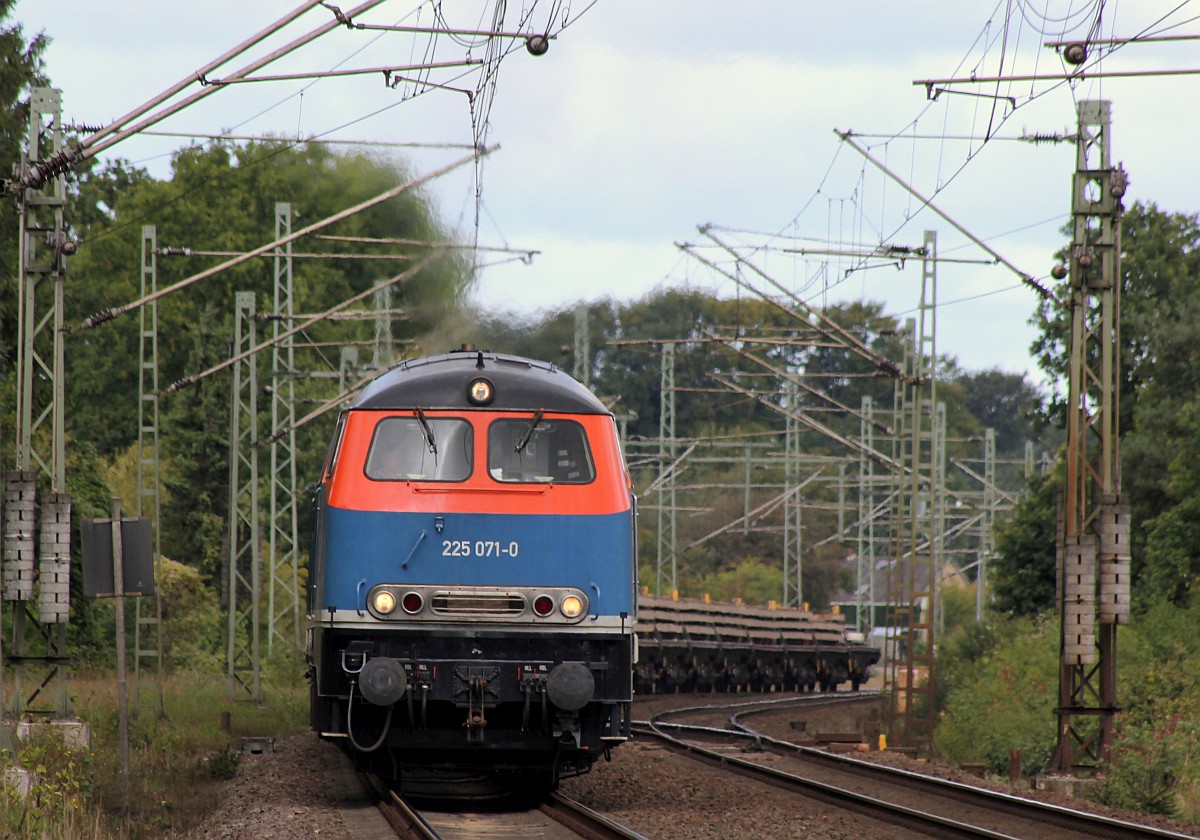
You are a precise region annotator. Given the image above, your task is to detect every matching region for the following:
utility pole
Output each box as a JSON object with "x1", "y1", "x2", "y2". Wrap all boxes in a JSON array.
[
  {"x1": 134, "y1": 225, "x2": 166, "y2": 719},
  {"x1": 6, "y1": 87, "x2": 73, "y2": 721},
  {"x1": 574, "y1": 304, "x2": 590, "y2": 387},
  {"x1": 268, "y1": 203, "x2": 301, "y2": 653},
  {"x1": 883, "y1": 230, "x2": 939, "y2": 751},
  {"x1": 656, "y1": 344, "x2": 677, "y2": 594},
  {"x1": 373, "y1": 283, "x2": 396, "y2": 369},
  {"x1": 857, "y1": 395, "x2": 878, "y2": 635},
  {"x1": 227, "y1": 292, "x2": 262, "y2": 701},
  {"x1": 1052, "y1": 100, "x2": 1129, "y2": 772},
  {"x1": 977, "y1": 428, "x2": 996, "y2": 621},
  {"x1": 782, "y1": 379, "x2": 803, "y2": 607}
]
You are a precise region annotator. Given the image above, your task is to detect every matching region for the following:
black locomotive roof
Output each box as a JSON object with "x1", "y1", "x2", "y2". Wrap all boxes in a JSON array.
[{"x1": 351, "y1": 348, "x2": 609, "y2": 414}]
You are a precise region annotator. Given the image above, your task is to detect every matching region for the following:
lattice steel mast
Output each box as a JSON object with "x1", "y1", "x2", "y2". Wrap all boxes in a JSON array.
[
  {"x1": 268, "y1": 203, "x2": 301, "y2": 653},
  {"x1": 883, "y1": 230, "x2": 939, "y2": 750},
  {"x1": 227, "y1": 292, "x2": 262, "y2": 700},
  {"x1": 656, "y1": 344, "x2": 677, "y2": 594},
  {"x1": 6, "y1": 87, "x2": 73, "y2": 720},
  {"x1": 134, "y1": 224, "x2": 166, "y2": 718},
  {"x1": 1052, "y1": 99, "x2": 1129, "y2": 771}
]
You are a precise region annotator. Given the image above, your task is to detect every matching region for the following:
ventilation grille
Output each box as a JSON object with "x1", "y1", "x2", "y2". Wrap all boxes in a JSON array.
[{"x1": 431, "y1": 592, "x2": 526, "y2": 615}]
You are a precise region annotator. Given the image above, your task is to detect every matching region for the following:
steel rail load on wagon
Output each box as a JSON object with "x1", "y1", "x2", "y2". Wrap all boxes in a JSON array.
[{"x1": 635, "y1": 593, "x2": 879, "y2": 694}]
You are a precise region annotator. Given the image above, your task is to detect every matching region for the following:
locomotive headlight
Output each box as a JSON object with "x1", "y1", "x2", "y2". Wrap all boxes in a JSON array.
[
  {"x1": 560, "y1": 594, "x2": 585, "y2": 618},
  {"x1": 373, "y1": 590, "x2": 397, "y2": 615},
  {"x1": 467, "y1": 377, "x2": 494, "y2": 405}
]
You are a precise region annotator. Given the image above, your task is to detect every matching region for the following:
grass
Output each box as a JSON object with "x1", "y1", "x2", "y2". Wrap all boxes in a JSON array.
[{"x1": 1, "y1": 659, "x2": 310, "y2": 839}]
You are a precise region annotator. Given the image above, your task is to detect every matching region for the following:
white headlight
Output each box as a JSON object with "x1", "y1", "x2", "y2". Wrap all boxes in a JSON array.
[
  {"x1": 560, "y1": 595, "x2": 584, "y2": 618},
  {"x1": 373, "y1": 590, "x2": 397, "y2": 615}
]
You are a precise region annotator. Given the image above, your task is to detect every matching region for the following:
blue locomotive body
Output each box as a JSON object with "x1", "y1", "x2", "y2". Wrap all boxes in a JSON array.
[{"x1": 306, "y1": 349, "x2": 636, "y2": 787}]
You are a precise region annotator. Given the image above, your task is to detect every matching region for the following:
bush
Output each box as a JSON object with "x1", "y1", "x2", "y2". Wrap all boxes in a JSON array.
[
  {"x1": 934, "y1": 617, "x2": 1058, "y2": 779},
  {"x1": 199, "y1": 744, "x2": 240, "y2": 781},
  {"x1": 1090, "y1": 718, "x2": 1200, "y2": 816},
  {"x1": 0, "y1": 725, "x2": 94, "y2": 839}
]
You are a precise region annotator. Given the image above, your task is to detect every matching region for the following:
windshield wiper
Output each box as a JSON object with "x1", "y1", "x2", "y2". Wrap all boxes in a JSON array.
[
  {"x1": 513, "y1": 408, "x2": 544, "y2": 453},
  {"x1": 414, "y1": 407, "x2": 437, "y2": 455}
]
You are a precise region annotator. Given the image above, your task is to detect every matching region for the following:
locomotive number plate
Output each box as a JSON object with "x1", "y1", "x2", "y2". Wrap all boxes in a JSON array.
[{"x1": 442, "y1": 539, "x2": 520, "y2": 558}]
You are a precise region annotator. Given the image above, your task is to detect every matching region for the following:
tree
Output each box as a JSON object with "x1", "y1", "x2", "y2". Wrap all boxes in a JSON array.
[
  {"x1": 1029, "y1": 202, "x2": 1200, "y2": 609},
  {"x1": 989, "y1": 470, "x2": 1058, "y2": 618},
  {"x1": 463, "y1": 291, "x2": 1043, "y2": 608},
  {"x1": 62, "y1": 140, "x2": 471, "y2": 578},
  {"x1": 1141, "y1": 397, "x2": 1200, "y2": 605},
  {"x1": 951, "y1": 367, "x2": 1046, "y2": 455},
  {"x1": 0, "y1": 4, "x2": 49, "y2": 366}
]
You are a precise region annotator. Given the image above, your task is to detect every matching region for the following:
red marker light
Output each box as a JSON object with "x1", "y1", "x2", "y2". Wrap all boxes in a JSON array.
[
  {"x1": 402, "y1": 592, "x2": 424, "y2": 614},
  {"x1": 532, "y1": 595, "x2": 554, "y2": 616}
]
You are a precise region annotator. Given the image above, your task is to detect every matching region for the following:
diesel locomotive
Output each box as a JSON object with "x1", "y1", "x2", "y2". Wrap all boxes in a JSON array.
[{"x1": 306, "y1": 347, "x2": 636, "y2": 788}]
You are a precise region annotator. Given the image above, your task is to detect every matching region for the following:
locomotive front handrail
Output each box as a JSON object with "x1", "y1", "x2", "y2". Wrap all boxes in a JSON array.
[
  {"x1": 411, "y1": 485, "x2": 550, "y2": 495},
  {"x1": 401, "y1": 530, "x2": 427, "y2": 569}
]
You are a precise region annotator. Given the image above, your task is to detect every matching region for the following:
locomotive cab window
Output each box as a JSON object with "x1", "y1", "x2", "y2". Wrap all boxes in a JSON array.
[
  {"x1": 488, "y1": 418, "x2": 595, "y2": 484},
  {"x1": 365, "y1": 416, "x2": 473, "y2": 482},
  {"x1": 321, "y1": 412, "x2": 348, "y2": 483}
]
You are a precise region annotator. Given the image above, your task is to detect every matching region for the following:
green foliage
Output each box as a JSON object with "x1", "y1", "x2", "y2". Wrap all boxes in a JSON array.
[
  {"x1": 63, "y1": 442, "x2": 117, "y2": 666},
  {"x1": 470, "y1": 291, "x2": 1043, "y2": 608},
  {"x1": 63, "y1": 141, "x2": 471, "y2": 582},
  {"x1": 697, "y1": 557, "x2": 783, "y2": 604},
  {"x1": 61, "y1": 665, "x2": 312, "y2": 838},
  {"x1": 1092, "y1": 721, "x2": 1191, "y2": 816},
  {"x1": 940, "y1": 583, "x2": 978, "y2": 634},
  {"x1": 935, "y1": 617, "x2": 1058, "y2": 778},
  {"x1": 1031, "y1": 202, "x2": 1200, "y2": 607},
  {"x1": 0, "y1": 4, "x2": 50, "y2": 367},
  {"x1": 198, "y1": 744, "x2": 240, "y2": 781},
  {"x1": 1141, "y1": 397, "x2": 1200, "y2": 604},
  {"x1": 988, "y1": 469, "x2": 1059, "y2": 618},
  {"x1": 934, "y1": 617, "x2": 997, "y2": 712},
  {"x1": 1086, "y1": 595, "x2": 1200, "y2": 817},
  {"x1": 935, "y1": 598, "x2": 1200, "y2": 820},
  {"x1": 0, "y1": 725, "x2": 93, "y2": 839},
  {"x1": 159, "y1": 557, "x2": 223, "y2": 668},
  {"x1": 950, "y1": 367, "x2": 1047, "y2": 454}
]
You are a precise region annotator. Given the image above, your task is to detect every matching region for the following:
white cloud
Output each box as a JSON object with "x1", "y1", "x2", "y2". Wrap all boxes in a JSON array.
[{"x1": 14, "y1": 0, "x2": 1200, "y2": 379}]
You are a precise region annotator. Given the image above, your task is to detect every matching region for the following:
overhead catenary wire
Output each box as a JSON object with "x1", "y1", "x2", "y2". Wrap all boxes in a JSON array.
[
  {"x1": 79, "y1": 0, "x2": 333, "y2": 156},
  {"x1": 201, "y1": 59, "x2": 481, "y2": 87},
  {"x1": 136, "y1": 130, "x2": 477, "y2": 149},
  {"x1": 710, "y1": 372, "x2": 903, "y2": 473},
  {"x1": 833, "y1": 129, "x2": 1053, "y2": 301},
  {"x1": 699, "y1": 326, "x2": 894, "y2": 436},
  {"x1": 78, "y1": 144, "x2": 496, "y2": 331},
  {"x1": 23, "y1": 0, "x2": 391, "y2": 189},
  {"x1": 686, "y1": 229, "x2": 911, "y2": 382}
]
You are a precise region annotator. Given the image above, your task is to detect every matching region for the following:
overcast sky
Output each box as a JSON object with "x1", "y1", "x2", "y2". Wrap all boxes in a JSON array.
[{"x1": 12, "y1": 1, "x2": 1200, "y2": 382}]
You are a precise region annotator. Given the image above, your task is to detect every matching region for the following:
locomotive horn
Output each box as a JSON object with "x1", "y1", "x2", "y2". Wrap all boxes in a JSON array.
[
  {"x1": 359, "y1": 657, "x2": 408, "y2": 706},
  {"x1": 545, "y1": 662, "x2": 594, "y2": 711}
]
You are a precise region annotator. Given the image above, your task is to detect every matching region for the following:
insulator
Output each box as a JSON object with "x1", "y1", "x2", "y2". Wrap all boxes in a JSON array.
[{"x1": 1063, "y1": 42, "x2": 1088, "y2": 65}]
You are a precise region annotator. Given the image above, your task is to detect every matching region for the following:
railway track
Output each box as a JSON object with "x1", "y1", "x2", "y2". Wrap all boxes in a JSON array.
[
  {"x1": 637, "y1": 697, "x2": 1198, "y2": 840},
  {"x1": 359, "y1": 772, "x2": 649, "y2": 839}
]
